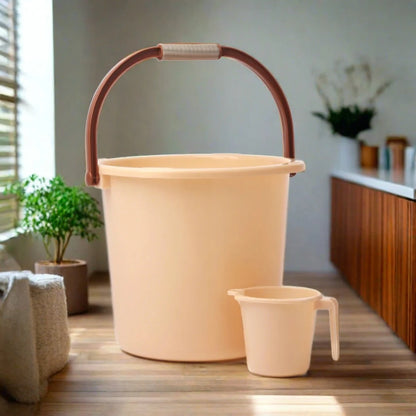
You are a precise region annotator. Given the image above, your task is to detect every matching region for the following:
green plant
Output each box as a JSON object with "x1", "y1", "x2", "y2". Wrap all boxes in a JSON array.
[
  {"x1": 4, "y1": 174, "x2": 103, "y2": 264},
  {"x1": 312, "y1": 61, "x2": 391, "y2": 140},
  {"x1": 312, "y1": 105, "x2": 376, "y2": 139}
]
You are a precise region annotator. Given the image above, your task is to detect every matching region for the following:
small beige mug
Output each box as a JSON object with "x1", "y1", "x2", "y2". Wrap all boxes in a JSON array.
[{"x1": 228, "y1": 286, "x2": 339, "y2": 377}]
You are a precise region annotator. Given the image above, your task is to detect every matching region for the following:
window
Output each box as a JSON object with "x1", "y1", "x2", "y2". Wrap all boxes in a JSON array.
[
  {"x1": 17, "y1": 0, "x2": 54, "y2": 181},
  {"x1": 0, "y1": 0, "x2": 17, "y2": 234}
]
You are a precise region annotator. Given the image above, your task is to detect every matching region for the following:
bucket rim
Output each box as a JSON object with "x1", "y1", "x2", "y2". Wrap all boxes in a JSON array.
[
  {"x1": 227, "y1": 285, "x2": 322, "y2": 304},
  {"x1": 98, "y1": 153, "x2": 305, "y2": 180}
]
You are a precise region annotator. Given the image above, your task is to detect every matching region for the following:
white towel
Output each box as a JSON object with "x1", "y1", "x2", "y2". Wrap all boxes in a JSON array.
[{"x1": 0, "y1": 271, "x2": 70, "y2": 403}]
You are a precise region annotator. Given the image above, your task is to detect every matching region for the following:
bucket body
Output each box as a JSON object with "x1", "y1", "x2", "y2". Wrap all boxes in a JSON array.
[
  {"x1": 100, "y1": 154, "x2": 303, "y2": 361},
  {"x1": 84, "y1": 44, "x2": 307, "y2": 362},
  {"x1": 228, "y1": 286, "x2": 339, "y2": 377}
]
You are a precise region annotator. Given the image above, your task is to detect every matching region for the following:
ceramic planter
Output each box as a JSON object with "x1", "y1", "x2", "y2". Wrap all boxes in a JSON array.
[
  {"x1": 337, "y1": 136, "x2": 360, "y2": 170},
  {"x1": 35, "y1": 259, "x2": 88, "y2": 315}
]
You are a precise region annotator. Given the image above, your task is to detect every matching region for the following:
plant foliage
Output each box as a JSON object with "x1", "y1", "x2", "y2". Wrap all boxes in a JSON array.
[
  {"x1": 4, "y1": 175, "x2": 103, "y2": 264},
  {"x1": 312, "y1": 105, "x2": 376, "y2": 140},
  {"x1": 312, "y1": 61, "x2": 391, "y2": 140}
]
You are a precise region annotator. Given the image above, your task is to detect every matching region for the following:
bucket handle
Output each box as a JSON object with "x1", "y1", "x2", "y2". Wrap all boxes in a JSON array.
[
  {"x1": 314, "y1": 296, "x2": 340, "y2": 361},
  {"x1": 85, "y1": 43, "x2": 296, "y2": 186}
]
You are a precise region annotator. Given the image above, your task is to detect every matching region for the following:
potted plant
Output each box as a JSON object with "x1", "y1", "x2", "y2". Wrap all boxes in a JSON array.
[
  {"x1": 4, "y1": 174, "x2": 103, "y2": 314},
  {"x1": 312, "y1": 60, "x2": 391, "y2": 168},
  {"x1": 312, "y1": 60, "x2": 391, "y2": 139}
]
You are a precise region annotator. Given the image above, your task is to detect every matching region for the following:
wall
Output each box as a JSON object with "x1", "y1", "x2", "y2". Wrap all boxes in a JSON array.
[{"x1": 50, "y1": 0, "x2": 416, "y2": 273}]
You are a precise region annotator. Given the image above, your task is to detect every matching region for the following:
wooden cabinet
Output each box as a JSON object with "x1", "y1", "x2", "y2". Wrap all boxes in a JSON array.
[{"x1": 331, "y1": 177, "x2": 416, "y2": 351}]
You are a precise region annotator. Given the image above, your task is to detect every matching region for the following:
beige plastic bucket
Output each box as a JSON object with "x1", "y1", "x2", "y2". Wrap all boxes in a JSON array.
[
  {"x1": 85, "y1": 44, "x2": 306, "y2": 361},
  {"x1": 228, "y1": 286, "x2": 339, "y2": 377}
]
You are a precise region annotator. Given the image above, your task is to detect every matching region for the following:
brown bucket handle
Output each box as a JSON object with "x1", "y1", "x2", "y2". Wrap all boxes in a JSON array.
[{"x1": 85, "y1": 43, "x2": 296, "y2": 186}]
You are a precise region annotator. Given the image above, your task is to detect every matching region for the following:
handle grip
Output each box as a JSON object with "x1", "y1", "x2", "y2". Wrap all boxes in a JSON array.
[
  {"x1": 315, "y1": 296, "x2": 340, "y2": 361},
  {"x1": 85, "y1": 43, "x2": 296, "y2": 186},
  {"x1": 159, "y1": 43, "x2": 221, "y2": 60}
]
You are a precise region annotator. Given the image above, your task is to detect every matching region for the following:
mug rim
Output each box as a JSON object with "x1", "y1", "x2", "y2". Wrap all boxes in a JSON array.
[{"x1": 229, "y1": 285, "x2": 322, "y2": 304}]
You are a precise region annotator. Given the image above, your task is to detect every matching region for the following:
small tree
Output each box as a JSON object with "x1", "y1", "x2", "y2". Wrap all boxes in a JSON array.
[{"x1": 5, "y1": 174, "x2": 103, "y2": 264}]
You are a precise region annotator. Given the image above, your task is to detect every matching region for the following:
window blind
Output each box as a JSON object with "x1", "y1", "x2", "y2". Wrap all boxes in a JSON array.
[{"x1": 0, "y1": 0, "x2": 17, "y2": 234}]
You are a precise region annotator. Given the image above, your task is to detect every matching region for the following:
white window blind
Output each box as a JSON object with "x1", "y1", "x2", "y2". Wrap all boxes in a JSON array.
[{"x1": 0, "y1": 0, "x2": 17, "y2": 234}]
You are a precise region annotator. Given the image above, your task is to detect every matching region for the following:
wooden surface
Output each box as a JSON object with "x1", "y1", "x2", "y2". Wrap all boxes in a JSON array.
[
  {"x1": 1, "y1": 272, "x2": 416, "y2": 415},
  {"x1": 331, "y1": 177, "x2": 416, "y2": 351}
]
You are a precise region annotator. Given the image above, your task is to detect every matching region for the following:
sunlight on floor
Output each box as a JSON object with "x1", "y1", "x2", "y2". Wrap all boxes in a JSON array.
[
  {"x1": 98, "y1": 344, "x2": 120, "y2": 353},
  {"x1": 69, "y1": 327, "x2": 87, "y2": 339},
  {"x1": 249, "y1": 395, "x2": 345, "y2": 415}
]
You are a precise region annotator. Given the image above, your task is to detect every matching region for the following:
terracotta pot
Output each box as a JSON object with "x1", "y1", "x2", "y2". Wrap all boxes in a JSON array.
[
  {"x1": 360, "y1": 144, "x2": 379, "y2": 168},
  {"x1": 35, "y1": 259, "x2": 88, "y2": 315},
  {"x1": 388, "y1": 145, "x2": 405, "y2": 170},
  {"x1": 386, "y1": 136, "x2": 408, "y2": 170}
]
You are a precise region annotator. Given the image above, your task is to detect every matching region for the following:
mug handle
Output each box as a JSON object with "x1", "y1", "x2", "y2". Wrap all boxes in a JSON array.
[{"x1": 314, "y1": 296, "x2": 340, "y2": 361}]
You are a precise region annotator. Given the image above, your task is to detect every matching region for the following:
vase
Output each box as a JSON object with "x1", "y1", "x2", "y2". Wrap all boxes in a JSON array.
[{"x1": 337, "y1": 136, "x2": 360, "y2": 170}]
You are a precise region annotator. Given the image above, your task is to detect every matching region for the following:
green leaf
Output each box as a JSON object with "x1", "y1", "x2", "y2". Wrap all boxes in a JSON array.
[{"x1": 311, "y1": 112, "x2": 328, "y2": 121}]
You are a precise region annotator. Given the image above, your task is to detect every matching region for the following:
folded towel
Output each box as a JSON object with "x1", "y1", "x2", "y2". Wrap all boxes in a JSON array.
[{"x1": 0, "y1": 271, "x2": 70, "y2": 403}]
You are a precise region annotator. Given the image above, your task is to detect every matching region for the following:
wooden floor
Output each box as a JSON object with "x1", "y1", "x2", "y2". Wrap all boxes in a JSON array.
[{"x1": 2, "y1": 272, "x2": 416, "y2": 415}]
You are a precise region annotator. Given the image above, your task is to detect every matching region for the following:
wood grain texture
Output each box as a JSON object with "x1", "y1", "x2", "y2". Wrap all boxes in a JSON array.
[
  {"x1": 1, "y1": 271, "x2": 416, "y2": 415},
  {"x1": 331, "y1": 177, "x2": 416, "y2": 352}
]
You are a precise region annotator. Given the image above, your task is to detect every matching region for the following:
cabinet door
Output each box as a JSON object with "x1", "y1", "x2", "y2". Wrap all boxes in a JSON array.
[
  {"x1": 381, "y1": 192, "x2": 397, "y2": 332},
  {"x1": 360, "y1": 186, "x2": 382, "y2": 314},
  {"x1": 330, "y1": 178, "x2": 362, "y2": 291},
  {"x1": 331, "y1": 177, "x2": 416, "y2": 351},
  {"x1": 381, "y1": 193, "x2": 415, "y2": 348}
]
